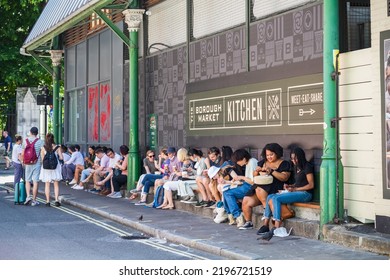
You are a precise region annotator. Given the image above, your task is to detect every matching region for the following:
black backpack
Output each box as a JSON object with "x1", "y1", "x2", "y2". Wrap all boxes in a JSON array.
[{"x1": 43, "y1": 146, "x2": 60, "y2": 170}]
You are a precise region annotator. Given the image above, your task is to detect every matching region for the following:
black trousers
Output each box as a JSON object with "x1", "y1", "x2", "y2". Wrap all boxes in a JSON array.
[{"x1": 112, "y1": 174, "x2": 127, "y2": 192}]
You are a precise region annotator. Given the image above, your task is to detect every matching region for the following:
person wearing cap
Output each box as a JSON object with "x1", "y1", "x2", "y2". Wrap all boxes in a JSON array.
[
  {"x1": 155, "y1": 148, "x2": 188, "y2": 209},
  {"x1": 222, "y1": 149, "x2": 258, "y2": 228},
  {"x1": 23, "y1": 126, "x2": 44, "y2": 206}
]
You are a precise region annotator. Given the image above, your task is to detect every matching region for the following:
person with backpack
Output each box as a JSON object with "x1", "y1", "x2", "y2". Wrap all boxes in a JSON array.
[
  {"x1": 39, "y1": 133, "x2": 63, "y2": 206},
  {"x1": 22, "y1": 126, "x2": 44, "y2": 206}
]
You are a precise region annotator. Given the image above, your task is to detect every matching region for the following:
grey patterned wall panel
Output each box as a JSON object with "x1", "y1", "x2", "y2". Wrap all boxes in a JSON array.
[
  {"x1": 249, "y1": 3, "x2": 323, "y2": 70},
  {"x1": 189, "y1": 27, "x2": 247, "y2": 82},
  {"x1": 139, "y1": 3, "x2": 323, "y2": 152},
  {"x1": 143, "y1": 46, "x2": 187, "y2": 151}
]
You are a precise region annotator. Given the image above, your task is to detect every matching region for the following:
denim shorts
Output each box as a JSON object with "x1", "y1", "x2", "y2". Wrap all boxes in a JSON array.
[{"x1": 25, "y1": 163, "x2": 41, "y2": 182}]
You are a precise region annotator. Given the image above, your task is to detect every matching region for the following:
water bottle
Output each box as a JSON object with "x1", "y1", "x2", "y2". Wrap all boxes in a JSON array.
[{"x1": 343, "y1": 209, "x2": 349, "y2": 224}]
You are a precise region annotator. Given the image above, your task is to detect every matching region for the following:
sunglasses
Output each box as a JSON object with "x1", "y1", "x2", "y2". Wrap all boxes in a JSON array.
[{"x1": 148, "y1": 155, "x2": 155, "y2": 158}]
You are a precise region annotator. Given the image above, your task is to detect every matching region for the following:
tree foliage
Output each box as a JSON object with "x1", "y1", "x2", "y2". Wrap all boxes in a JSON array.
[{"x1": 0, "y1": 0, "x2": 51, "y2": 130}]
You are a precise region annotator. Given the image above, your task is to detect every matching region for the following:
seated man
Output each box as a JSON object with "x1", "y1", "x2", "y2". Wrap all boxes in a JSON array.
[
  {"x1": 88, "y1": 147, "x2": 110, "y2": 194},
  {"x1": 62, "y1": 144, "x2": 84, "y2": 185},
  {"x1": 93, "y1": 148, "x2": 121, "y2": 195}
]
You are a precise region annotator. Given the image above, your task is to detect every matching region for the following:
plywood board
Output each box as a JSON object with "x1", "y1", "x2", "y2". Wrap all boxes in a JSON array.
[
  {"x1": 340, "y1": 133, "x2": 374, "y2": 150},
  {"x1": 344, "y1": 183, "x2": 375, "y2": 201},
  {"x1": 339, "y1": 99, "x2": 373, "y2": 118},
  {"x1": 340, "y1": 150, "x2": 375, "y2": 168}
]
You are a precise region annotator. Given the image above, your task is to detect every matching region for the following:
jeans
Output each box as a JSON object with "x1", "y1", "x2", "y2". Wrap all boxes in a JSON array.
[
  {"x1": 80, "y1": 169, "x2": 92, "y2": 181},
  {"x1": 223, "y1": 182, "x2": 252, "y2": 218},
  {"x1": 62, "y1": 163, "x2": 75, "y2": 181},
  {"x1": 13, "y1": 162, "x2": 23, "y2": 187},
  {"x1": 264, "y1": 191, "x2": 312, "y2": 221},
  {"x1": 141, "y1": 174, "x2": 163, "y2": 194}
]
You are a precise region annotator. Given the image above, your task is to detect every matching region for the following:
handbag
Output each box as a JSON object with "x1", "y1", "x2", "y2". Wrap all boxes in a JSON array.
[{"x1": 113, "y1": 168, "x2": 121, "y2": 176}]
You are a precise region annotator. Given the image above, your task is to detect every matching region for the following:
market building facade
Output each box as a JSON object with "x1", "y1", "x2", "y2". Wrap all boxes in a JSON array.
[{"x1": 21, "y1": 0, "x2": 390, "y2": 234}]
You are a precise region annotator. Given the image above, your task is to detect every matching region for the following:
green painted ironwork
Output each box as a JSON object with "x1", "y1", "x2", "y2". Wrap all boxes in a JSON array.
[{"x1": 320, "y1": 0, "x2": 343, "y2": 233}]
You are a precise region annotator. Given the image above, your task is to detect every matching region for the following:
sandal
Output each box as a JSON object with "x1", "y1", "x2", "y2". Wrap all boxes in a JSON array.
[{"x1": 129, "y1": 193, "x2": 138, "y2": 200}]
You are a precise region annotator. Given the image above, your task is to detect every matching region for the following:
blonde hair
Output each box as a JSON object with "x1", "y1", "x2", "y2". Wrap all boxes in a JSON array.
[{"x1": 177, "y1": 148, "x2": 188, "y2": 162}]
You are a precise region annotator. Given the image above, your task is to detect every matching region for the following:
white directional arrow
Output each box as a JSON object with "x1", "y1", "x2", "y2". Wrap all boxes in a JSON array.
[{"x1": 299, "y1": 108, "x2": 316, "y2": 116}]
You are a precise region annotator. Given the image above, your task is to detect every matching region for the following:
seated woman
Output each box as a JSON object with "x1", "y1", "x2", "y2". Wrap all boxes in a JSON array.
[
  {"x1": 241, "y1": 143, "x2": 291, "y2": 232},
  {"x1": 134, "y1": 148, "x2": 169, "y2": 205},
  {"x1": 155, "y1": 148, "x2": 188, "y2": 209},
  {"x1": 178, "y1": 148, "x2": 207, "y2": 203},
  {"x1": 195, "y1": 146, "x2": 223, "y2": 207},
  {"x1": 130, "y1": 149, "x2": 160, "y2": 199},
  {"x1": 260, "y1": 147, "x2": 314, "y2": 238},
  {"x1": 108, "y1": 145, "x2": 129, "y2": 198}
]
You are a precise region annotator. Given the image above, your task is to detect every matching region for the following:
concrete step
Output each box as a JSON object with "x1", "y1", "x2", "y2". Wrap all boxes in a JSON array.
[{"x1": 173, "y1": 199, "x2": 320, "y2": 240}]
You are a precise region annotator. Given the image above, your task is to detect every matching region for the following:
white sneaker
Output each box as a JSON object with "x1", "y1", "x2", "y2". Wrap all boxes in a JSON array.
[
  {"x1": 69, "y1": 179, "x2": 77, "y2": 185},
  {"x1": 236, "y1": 213, "x2": 245, "y2": 228},
  {"x1": 81, "y1": 178, "x2": 89, "y2": 183},
  {"x1": 73, "y1": 185, "x2": 84, "y2": 190},
  {"x1": 71, "y1": 184, "x2": 78, "y2": 189},
  {"x1": 24, "y1": 196, "x2": 32, "y2": 205},
  {"x1": 110, "y1": 192, "x2": 122, "y2": 198},
  {"x1": 106, "y1": 192, "x2": 114, "y2": 197},
  {"x1": 214, "y1": 208, "x2": 228, "y2": 223}
]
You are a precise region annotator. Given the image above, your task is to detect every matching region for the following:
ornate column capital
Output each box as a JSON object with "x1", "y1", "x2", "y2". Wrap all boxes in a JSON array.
[
  {"x1": 49, "y1": 50, "x2": 63, "y2": 66},
  {"x1": 122, "y1": 9, "x2": 145, "y2": 32}
]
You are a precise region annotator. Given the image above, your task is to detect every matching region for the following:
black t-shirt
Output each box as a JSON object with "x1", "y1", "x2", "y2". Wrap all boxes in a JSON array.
[
  {"x1": 293, "y1": 162, "x2": 314, "y2": 194},
  {"x1": 257, "y1": 159, "x2": 291, "y2": 191}
]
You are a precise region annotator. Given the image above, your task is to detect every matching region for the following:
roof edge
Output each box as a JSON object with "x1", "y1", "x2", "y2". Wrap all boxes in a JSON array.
[{"x1": 21, "y1": 0, "x2": 114, "y2": 54}]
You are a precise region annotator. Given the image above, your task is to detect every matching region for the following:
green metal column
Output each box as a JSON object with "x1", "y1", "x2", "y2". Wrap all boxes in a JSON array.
[
  {"x1": 123, "y1": 2, "x2": 144, "y2": 191},
  {"x1": 320, "y1": 0, "x2": 342, "y2": 230},
  {"x1": 50, "y1": 44, "x2": 62, "y2": 144}
]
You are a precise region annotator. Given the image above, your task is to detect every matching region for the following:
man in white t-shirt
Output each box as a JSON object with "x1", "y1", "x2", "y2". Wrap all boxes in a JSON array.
[{"x1": 93, "y1": 148, "x2": 121, "y2": 196}]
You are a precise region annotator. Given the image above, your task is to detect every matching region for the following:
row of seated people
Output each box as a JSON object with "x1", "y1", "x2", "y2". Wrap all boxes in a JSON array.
[
  {"x1": 61, "y1": 144, "x2": 129, "y2": 198},
  {"x1": 129, "y1": 144, "x2": 314, "y2": 239}
]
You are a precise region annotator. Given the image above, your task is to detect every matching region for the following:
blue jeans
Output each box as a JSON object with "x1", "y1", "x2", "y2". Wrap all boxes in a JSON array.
[
  {"x1": 141, "y1": 174, "x2": 163, "y2": 194},
  {"x1": 264, "y1": 191, "x2": 312, "y2": 221},
  {"x1": 13, "y1": 162, "x2": 23, "y2": 187},
  {"x1": 223, "y1": 182, "x2": 252, "y2": 218}
]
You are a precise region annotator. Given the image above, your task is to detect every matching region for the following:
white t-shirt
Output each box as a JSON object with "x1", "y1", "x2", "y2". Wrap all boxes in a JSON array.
[
  {"x1": 108, "y1": 153, "x2": 122, "y2": 168},
  {"x1": 11, "y1": 143, "x2": 23, "y2": 164}
]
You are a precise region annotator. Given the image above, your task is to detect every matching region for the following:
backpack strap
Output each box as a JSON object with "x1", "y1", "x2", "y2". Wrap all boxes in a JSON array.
[
  {"x1": 31, "y1": 138, "x2": 39, "y2": 145},
  {"x1": 53, "y1": 145, "x2": 60, "y2": 152}
]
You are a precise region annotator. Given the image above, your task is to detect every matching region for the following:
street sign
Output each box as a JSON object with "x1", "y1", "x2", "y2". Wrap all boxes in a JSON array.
[
  {"x1": 287, "y1": 83, "x2": 323, "y2": 126},
  {"x1": 36, "y1": 94, "x2": 53, "y2": 105}
]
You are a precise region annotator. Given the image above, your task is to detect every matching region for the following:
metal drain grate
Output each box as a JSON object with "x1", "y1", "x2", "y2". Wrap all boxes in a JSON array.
[{"x1": 120, "y1": 235, "x2": 150, "y2": 240}]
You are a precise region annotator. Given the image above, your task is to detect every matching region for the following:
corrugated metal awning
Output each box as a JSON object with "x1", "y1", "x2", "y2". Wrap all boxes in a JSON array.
[{"x1": 21, "y1": 0, "x2": 114, "y2": 53}]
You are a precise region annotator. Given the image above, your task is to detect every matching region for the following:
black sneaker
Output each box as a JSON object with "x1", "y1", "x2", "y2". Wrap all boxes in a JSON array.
[
  {"x1": 54, "y1": 201, "x2": 61, "y2": 207},
  {"x1": 45, "y1": 202, "x2": 51, "y2": 207},
  {"x1": 239, "y1": 221, "x2": 253, "y2": 230},
  {"x1": 194, "y1": 201, "x2": 208, "y2": 208},
  {"x1": 256, "y1": 225, "x2": 270, "y2": 235},
  {"x1": 204, "y1": 201, "x2": 216, "y2": 208}
]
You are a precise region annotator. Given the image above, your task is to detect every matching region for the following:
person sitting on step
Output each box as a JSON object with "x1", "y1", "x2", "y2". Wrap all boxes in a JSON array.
[{"x1": 259, "y1": 146, "x2": 314, "y2": 239}]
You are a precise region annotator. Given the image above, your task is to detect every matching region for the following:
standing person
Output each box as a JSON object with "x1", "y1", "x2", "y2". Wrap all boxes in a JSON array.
[
  {"x1": 12, "y1": 135, "x2": 23, "y2": 187},
  {"x1": 39, "y1": 133, "x2": 62, "y2": 206},
  {"x1": 109, "y1": 145, "x2": 129, "y2": 198},
  {"x1": 23, "y1": 127, "x2": 44, "y2": 206},
  {"x1": 260, "y1": 147, "x2": 314, "y2": 238},
  {"x1": 3, "y1": 131, "x2": 12, "y2": 170}
]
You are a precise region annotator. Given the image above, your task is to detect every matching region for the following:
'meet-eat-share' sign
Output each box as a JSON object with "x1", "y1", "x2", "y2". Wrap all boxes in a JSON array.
[{"x1": 188, "y1": 82, "x2": 323, "y2": 134}]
